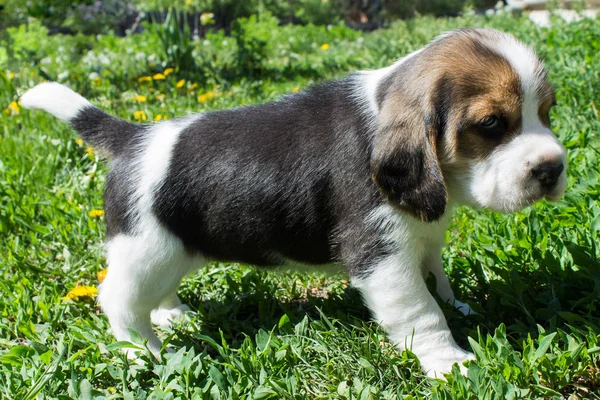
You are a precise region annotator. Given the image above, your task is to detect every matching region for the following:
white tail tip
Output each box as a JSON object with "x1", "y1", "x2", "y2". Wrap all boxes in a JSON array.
[{"x1": 20, "y1": 82, "x2": 93, "y2": 121}]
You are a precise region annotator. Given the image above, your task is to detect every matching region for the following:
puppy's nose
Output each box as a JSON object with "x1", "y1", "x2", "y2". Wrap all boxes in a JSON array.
[{"x1": 531, "y1": 161, "x2": 564, "y2": 189}]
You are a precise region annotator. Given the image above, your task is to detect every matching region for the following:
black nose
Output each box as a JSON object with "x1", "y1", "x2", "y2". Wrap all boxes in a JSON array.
[{"x1": 531, "y1": 161, "x2": 564, "y2": 189}]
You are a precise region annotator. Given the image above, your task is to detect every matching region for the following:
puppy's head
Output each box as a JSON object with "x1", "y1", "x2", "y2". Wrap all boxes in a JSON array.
[{"x1": 369, "y1": 28, "x2": 566, "y2": 222}]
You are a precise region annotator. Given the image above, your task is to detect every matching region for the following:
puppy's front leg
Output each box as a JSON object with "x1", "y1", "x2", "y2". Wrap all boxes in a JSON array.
[
  {"x1": 150, "y1": 294, "x2": 191, "y2": 327},
  {"x1": 422, "y1": 253, "x2": 476, "y2": 316},
  {"x1": 352, "y1": 251, "x2": 474, "y2": 378}
]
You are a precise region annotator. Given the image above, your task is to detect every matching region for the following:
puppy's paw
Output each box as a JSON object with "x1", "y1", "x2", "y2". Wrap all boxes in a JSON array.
[
  {"x1": 452, "y1": 300, "x2": 479, "y2": 316},
  {"x1": 422, "y1": 350, "x2": 475, "y2": 379},
  {"x1": 151, "y1": 304, "x2": 191, "y2": 327}
]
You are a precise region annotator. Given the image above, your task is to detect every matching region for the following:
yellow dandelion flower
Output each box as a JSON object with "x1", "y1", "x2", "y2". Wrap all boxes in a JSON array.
[
  {"x1": 292, "y1": 87, "x2": 300, "y2": 93},
  {"x1": 109, "y1": 387, "x2": 116, "y2": 394},
  {"x1": 198, "y1": 94, "x2": 208, "y2": 103},
  {"x1": 138, "y1": 76, "x2": 152, "y2": 83},
  {"x1": 207, "y1": 91, "x2": 215, "y2": 99},
  {"x1": 63, "y1": 285, "x2": 98, "y2": 301},
  {"x1": 189, "y1": 83, "x2": 198, "y2": 91},
  {"x1": 320, "y1": 43, "x2": 329, "y2": 51},
  {"x1": 134, "y1": 110, "x2": 147, "y2": 121},
  {"x1": 154, "y1": 114, "x2": 163, "y2": 121},
  {"x1": 8, "y1": 72, "x2": 15, "y2": 79},
  {"x1": 75, "y1": 139, "x2": 83, "y2": 146},
  {"x1": 6, "y1": 101, "x2": 20, "y2": 115},
  {"x1": 155, "y1": 93, "x2": 166, "y2": 101},
  {"x1": 176, "y1": 79, "x2": 186, "y2": 89},
  {"x1": 89, "y1": 209, "x2": 104, "y2": 217},
  {"x1": 97, "y1": 269, "x2": 107, "y2": 282},
  {"x1": 163, "y1": 68, "x2": 174, "y2": 76},
  {"x1": 86, "y1": 147, "x2": 95, "y2": 157},
  {"x1": 153, "y1": 73, "x2": 166, "y2": 80},
  {"x1": 133, "y1": 95, "x2": 147, "y2": 103}
]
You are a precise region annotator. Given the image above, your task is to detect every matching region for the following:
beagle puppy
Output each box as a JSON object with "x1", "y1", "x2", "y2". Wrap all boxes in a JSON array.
[{"x1": 21, "y1": 28, "x2": 567, "y2": 378}]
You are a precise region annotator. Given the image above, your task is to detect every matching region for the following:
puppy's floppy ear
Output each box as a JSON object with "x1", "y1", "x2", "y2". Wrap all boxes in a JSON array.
[{"x1": 371, "y1": 82, "x2": 447, "y2": 223}]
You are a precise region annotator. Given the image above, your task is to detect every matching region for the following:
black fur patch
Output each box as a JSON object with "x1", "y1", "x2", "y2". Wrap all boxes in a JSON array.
[
  {"x1": 372, "y1": 142, "x2": 447, "y2": 222},
  {"x1": 149, "y1": 79, "x2": 394, "y2": 275},
  {"x1": 71, "y1": 106, "x2": 141, "y2": 157}
]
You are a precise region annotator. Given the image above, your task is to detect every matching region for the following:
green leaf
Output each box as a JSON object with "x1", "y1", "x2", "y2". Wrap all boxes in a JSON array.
[
  {"x1": 337, "y1": 381, "x2": 348, "y2": 396},
  {"x1": 40, "y1": 350, "x2": 53, "y2": 365},
  {"x1": 79, "y1": 379, "x2": 92, "y2": 400},
  {"x1": 105, "y1": 341, "x2": 144, "y2": 351},
  {"x1": 468, "y1": 337, "x2": 486, "y2": 362},
  {"x1": 253, "y1": 386, "x2": 277, "y2": 399},
  {"x1": 278, "y1": 314, "x2": 290, "y2": 328},
  {"x1": 591, "y1": 215, "x2": 600, "y2": 232},
  {"x1": 256, "y1": 329, "x2": 271, "y2": 353},
  {"x1": 531, "y1": 333, "x2": 557, "y2": 365},
  {"x1": 358, "y1": 358, "x2": 375, "y2": 373},
  {"x1": 588, "y1": 346, "x2": 600, "y2": 354},
  {"x1": 208, "y1": 366, "x2": 227, "y2": 391}
]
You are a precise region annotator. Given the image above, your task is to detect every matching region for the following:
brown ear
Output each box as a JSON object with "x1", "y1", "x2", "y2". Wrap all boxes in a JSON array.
[{"x1": 371, "y1": 92, "x2": 447, "y2": 222}]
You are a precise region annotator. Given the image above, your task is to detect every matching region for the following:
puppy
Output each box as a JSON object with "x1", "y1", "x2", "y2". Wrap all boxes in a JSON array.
[{"x1": 21, "y1": 28, "x2": 567, "y2": 378}]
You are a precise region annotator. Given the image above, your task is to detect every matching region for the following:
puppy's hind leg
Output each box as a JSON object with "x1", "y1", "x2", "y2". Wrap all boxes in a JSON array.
[{"x1": 99, "y1": 230, "x2": 194, "y2": 358}]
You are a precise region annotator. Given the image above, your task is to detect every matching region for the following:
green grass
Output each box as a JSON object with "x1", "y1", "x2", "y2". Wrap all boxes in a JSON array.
[{"x1": 1, "y1": 11, "x2": 600, "y2": 399}]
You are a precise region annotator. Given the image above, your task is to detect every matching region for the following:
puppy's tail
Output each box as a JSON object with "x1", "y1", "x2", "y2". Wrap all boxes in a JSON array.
[{"x1": 20, "y1": 82, "x2": 139, "y2": 157}]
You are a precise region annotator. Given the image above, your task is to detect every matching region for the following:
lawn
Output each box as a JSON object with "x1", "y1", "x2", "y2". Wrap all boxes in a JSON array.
[{"x1": 1, "y1": 10, "x2": 599, "y2": 399}]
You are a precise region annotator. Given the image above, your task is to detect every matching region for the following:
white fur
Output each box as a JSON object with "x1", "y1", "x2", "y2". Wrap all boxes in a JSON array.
[
  {"x1": 99, "y1": 119, "x2": 202, "y2": 356},
  {"x1": 354, "y1": 205, "x2": 473, "y2": 378},
  {"x1": 20, "y1": 82, "x2": 92, "y2": 121},
  {"x1": 357, "y1": 65, "x2": 395, "y2": 117},
  {"x1": 151, "y1": 296, "x2": 191, "y2": 327},
  {"x1": 468, "y1": 128, "x2": 567, "y2": 212},
  {"x1": 353, "y1": 49, "x2": 423, "y2": 122},
  {"x1": 486, "y1": 33, "x2": 542, "y2": 97},
  {"x1": 127, "y1": 118, "x2": 196, "y2": 234}
]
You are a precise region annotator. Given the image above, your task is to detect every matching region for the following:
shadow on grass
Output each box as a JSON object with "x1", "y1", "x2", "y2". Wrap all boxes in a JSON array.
[
  {"x1": 173, "y1": 282, "x2": 371, "y2": 351},
  {"x1": 166, "y1": 256, "x2": 599, "y2": 359},
  {"x1": 167, "y1": 269, "x2": 479, "y2": 354}
]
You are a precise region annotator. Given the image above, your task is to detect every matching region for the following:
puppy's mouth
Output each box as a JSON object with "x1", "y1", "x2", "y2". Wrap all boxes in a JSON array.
[
  {"x1": 544, "y1": 192, "x2": 564, "y2": 202},
  {"x1": 542, "y1": 182, "x2": 566, "y2": 203}
]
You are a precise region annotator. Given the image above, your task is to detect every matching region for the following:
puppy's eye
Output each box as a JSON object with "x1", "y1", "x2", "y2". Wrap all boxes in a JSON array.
[
  {"x1": 480, "y1": 116, "x2": 499, "y2": 128},
  {"x1": 477, "y1": 116, "x2": 506, "y2": 137}
]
